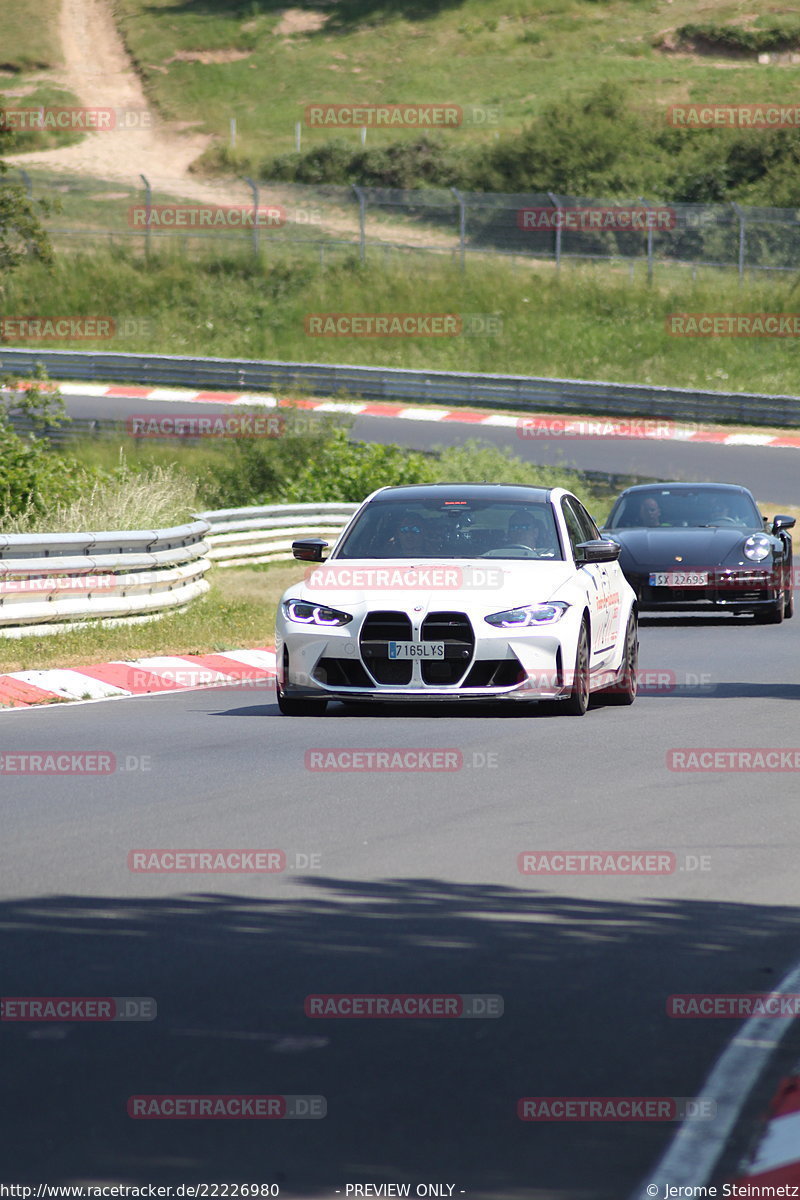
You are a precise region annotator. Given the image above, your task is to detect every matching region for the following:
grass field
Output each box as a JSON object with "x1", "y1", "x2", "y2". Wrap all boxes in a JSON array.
[
  {"x1": 0, "y1": 0, "x2": 62, "y2": 72},
  {"x1": 110, "y1": 0, "x2": 800, "y2": 167},
  {"x1": 3, "y1": 250, "x2": 799, "y2": 396}
]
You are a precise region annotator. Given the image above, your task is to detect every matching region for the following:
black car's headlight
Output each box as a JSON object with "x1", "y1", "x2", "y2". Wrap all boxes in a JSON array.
[
  {"x1": 283, "y1": 599, "x2": 353, "y2": 626},
  {"x1": 743, "y1": 535, "x2": 771, "y2": 563},
  {"x1": 485, "y1": 601, "x2": 570, "y2": 628}
]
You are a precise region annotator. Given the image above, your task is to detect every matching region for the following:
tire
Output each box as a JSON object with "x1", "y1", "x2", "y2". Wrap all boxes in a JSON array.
[
  {"x1": 276, "y1": 681, "x2": 327, "y2": 716},
  {"x1": 562, "y1": 619, "x2": 590, "y2": 716},
  {"x1": 602, "y1": 610, "x2": 638, "y2": 706}
]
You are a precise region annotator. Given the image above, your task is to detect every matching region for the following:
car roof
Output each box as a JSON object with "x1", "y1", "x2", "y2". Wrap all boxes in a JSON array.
[
  {"x1": 366, "y1": 483, "x2": 555, "y2": 504},
  {"x1": 615, "y1": 481, "x2": 754, "y2": 496}
]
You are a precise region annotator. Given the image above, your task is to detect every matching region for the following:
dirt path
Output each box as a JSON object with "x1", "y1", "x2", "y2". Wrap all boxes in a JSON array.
[
  {"x1": 4, "y1": 0, "x2": 459, "y2": 247},
  {"x1": 4, "y1": 0, "x2": 223, "y2": 195}
]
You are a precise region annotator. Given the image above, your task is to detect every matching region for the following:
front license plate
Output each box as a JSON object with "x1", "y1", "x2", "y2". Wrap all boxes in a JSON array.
[
  {"x1": 649, "y1": 571, "x2": 709, "y2": 587},
  {"x1": 388, "y1": 641, "x2": 445, "y2": 660}
]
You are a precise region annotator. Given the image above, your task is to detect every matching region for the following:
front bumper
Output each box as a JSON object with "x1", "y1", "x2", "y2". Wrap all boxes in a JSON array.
[
  {"x1": 631, "y1": 568, "x2": 781, "y2": 612},
  {"x1": 276, "y1": 607, "x2": 585, "y2": 704}
]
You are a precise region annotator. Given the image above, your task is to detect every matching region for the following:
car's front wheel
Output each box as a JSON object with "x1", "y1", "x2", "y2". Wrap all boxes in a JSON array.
[
  {"x1": 563, "y1": 619, "x2": 590, "y2": 716},
  {"x1": 276, "y1": 681, "x2": 327, "y2": 716}
]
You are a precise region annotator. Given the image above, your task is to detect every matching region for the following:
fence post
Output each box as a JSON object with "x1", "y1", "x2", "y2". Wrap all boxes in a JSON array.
[
  {"x1": 353, "y1": 185, "x2": 366, "y2": 262},
  {"x1": 243, "y1": 176, "x2": 260, "y2": 260},
  {"x1": 451, "y1": 187, "x2": 466, "y2": 273},
  {"x1": 547, "y1": 192, "x2": 562, "y2": 274},
  {"x1": 733, "y1": 203, "x2": 746, "y2": 282},
  {"x1": 230, "y1": 118, "x2": 236, "y2": 150},
  {"x1": 295, "y1": 121, "x2": 301, "y2": 153},
  {"x1": 639, "y1": 196, "x2": 654, "y2": 285},
  {"x1": 140, "y1": 173, "x2": 152, "y2": 259}
]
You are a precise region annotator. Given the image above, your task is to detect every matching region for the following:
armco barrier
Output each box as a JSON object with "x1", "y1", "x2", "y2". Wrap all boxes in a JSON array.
[
  {"x1": 0, "y1": 506, "x2": 358, "y2": 636},
  {"x1": 198, "y1": 502, "x2": 359, "y2": 568},
  {"x1": 1, "y1": 348, "x2": 799, "y2": 427},
  {"x1": 0, "y1": 520, "x2": 211, "y2": 638}
]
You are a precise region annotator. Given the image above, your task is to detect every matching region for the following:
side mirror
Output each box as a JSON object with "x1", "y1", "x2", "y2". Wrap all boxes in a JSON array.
[
  {"x1": 292, "y1": 539, "x2": 329, "y2": 562},
  {"x1": 575, "y1": 538, "x2": 621, "y2": 564},
  {"x1": 772, "y1": 515, "x2": 796, "y2": 533}
]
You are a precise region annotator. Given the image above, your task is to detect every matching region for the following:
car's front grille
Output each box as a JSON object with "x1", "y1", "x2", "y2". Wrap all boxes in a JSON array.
[
  {"x1": 420, "y1": 611, "x2": 474, "y2": 685},
  {"x1": 360, "y1": 611, "x2": 413, "y2": 684}
]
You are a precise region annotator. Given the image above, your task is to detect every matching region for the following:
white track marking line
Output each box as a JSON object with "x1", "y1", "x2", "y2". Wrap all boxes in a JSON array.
[{"x1": 630, "y1": 959, "x2": 800, "y2": 1197}]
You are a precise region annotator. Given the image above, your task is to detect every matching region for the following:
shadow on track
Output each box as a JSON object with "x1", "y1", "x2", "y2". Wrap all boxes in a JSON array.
[{"x1": 3, "y1": 882, "x2": 800, "y2": 1195}]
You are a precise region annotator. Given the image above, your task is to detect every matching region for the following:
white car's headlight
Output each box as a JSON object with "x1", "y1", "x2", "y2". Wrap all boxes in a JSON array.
[
  {"x1": 485, "y1": 601, "x2": 570, "y2": 628},
  {"x1": 743, "y1": 535, "x2": 771, "y2": 563},
  {"x1": 283, "y1": 599, "x2": 353, "y2": 626}
]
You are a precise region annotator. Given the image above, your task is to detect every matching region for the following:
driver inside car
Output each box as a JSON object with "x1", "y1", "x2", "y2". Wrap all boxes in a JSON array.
[
  {"x1": 507, "y1": 510, "x2": 557, "y2": 555},
  {"x1": 386, "y1": 511, "x2": 436, "y2": 557}
]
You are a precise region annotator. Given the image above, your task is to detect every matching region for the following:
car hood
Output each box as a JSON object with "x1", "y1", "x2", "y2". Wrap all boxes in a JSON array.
[
  {"x1": 293, "y1": 557, "x2": 577, "y2": 613},
  {"x1": 608, "y1": 527, "x2": 759, "y2": 569}
]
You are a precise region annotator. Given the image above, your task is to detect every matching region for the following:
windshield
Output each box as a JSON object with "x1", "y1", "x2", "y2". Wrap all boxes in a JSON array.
[
  {"x1": 335, "y1": 498, "x2": 565, "y2": 560},
  {"x1": 606, "y1": 487, "x2": 761, "y2": 530}
]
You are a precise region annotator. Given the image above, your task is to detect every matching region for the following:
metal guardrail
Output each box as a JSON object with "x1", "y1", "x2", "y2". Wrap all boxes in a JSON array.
[
  {"x1": 0, "y1": 520, "x2": 211, "y2": 638},
  {"x1": 198, "y1": 502, "x2": 358, "y2": 568},
  {"x1": 0, "y1": 506, "x2": 358, "y2": 636},
  {"x1": 2, "y1": 348, "x2": 800, "y2": 427}
]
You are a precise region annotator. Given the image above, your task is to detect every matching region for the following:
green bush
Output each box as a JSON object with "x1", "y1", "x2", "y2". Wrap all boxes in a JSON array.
[
  {"x1": 279, "y1": 427, "x2": 603, "y2": 509},
  {"x1": 279, "y1": 425, "x2": 433, "y2": 502},
  {"x1": 0, "y1": 376, "x2": 85, "y2": 523},
  {"x1": 262, "y1": 135, "x2": 462, "y2": 188},
  {"x1": 676, "y1": 22, "x2": 800, "y2": 54},
  {"x1": 256, "y1": 82, "x2": 800, "y2": 207}
]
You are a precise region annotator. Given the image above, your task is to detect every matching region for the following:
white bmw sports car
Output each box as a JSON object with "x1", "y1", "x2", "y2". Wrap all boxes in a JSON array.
[{"x1": 275, "y1": 484, "x2": 638, "y2": 716}]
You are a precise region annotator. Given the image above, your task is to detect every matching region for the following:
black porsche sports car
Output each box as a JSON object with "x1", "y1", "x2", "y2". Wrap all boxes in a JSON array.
[{"x1": 603, "y1": 482, "x2": 795, "y2": 623}]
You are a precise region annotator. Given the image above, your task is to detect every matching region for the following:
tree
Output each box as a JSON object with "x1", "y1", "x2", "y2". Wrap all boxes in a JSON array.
[{"x1": 0, "y1": 107, "x2": 53, "y2": 276}]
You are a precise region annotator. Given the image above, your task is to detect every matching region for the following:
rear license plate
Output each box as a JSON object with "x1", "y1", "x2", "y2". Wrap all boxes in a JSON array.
[
  {"x1": 649, "y1": 571, "x2": 709, "y2": 587},
  {"x1": 388, "y1": 641, "x2": 445, "y2": 659}
]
